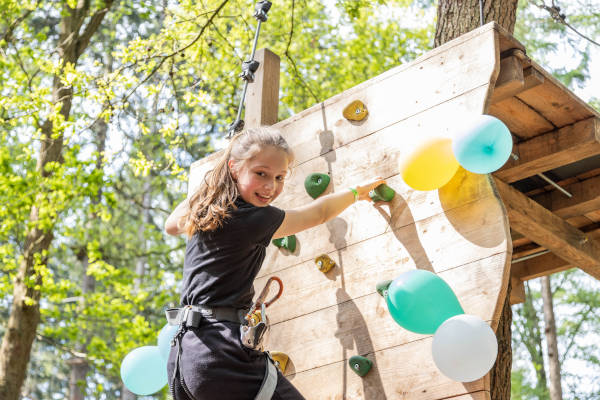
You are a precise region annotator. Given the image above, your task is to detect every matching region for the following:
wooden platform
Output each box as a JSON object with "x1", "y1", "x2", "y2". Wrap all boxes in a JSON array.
[{"x1": 188, "y1": 22, "x2": 600, "y2": 399}]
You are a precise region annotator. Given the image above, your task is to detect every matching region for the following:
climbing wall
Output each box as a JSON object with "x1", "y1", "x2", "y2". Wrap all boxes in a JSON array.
[{"x1": 190, "y1": 23, "x2": 516, "y2": 400}]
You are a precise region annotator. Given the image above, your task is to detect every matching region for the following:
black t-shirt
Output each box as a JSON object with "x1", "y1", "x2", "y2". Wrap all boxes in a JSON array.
[{"x1": 180, "y1": 197, "x2": 285, "y2": 309}]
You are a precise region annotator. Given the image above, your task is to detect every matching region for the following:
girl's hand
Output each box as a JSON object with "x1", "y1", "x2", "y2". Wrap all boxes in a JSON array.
[{"x1": 356, "y1": 177, "x2": 386, "y2": 201}]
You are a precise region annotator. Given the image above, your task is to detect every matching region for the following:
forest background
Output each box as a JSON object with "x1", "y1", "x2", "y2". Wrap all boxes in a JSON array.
[{"x1": 1, "y1": 0, "x2": 599, "y2": 399}]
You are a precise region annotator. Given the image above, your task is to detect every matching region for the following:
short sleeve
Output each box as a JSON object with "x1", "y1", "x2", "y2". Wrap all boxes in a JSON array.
[{"x1": 252, "y1": 205, "x2": 285, "y2": 246}]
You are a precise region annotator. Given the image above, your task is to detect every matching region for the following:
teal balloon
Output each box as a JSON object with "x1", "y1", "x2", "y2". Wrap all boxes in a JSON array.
[
  {"x1": 158, "y1": 323, "x2": 178, "y2": 360},
  {"x1": 120, "y1": 346, "x2": 168, "y2": 395},
  {"x1": 385, "y1": 270, "x2": 464, "y2": 334},
  {"x1": 452, "y1": 114, "x2": 513, "y2": 174}
]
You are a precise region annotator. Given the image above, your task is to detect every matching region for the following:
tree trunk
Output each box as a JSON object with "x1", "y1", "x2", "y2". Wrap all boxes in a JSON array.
[
  {"x1": 435, "y1": 0, "x2": 519, "y2": 47},
  {"x1": 541, "y1": 276, "x2": 563, "y2": 400},
  {"x1": 434, "y1": 2, "x2": 519, "y2": 398},
  {"x1": 490, "y1": 280, "x2": 512, "y2": 399},
  {"x1": 521, "y1": 282, "x2": 549, "y2": 397},
  {"x1": 0, "y1": 2, "x2": 113, "y2": 399},
  {"x1": 68, "y1": 53, "x2": 110, "y2": 400}
]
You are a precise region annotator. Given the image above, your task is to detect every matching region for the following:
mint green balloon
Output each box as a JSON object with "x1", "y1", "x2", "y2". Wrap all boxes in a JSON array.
[{"x1": 385, "y1": 270, "x2": 464, "y2": 334}]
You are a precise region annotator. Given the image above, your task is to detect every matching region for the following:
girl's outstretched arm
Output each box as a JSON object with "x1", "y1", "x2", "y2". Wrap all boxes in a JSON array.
[
  {"x1": 165, "y1": 198, "x2": 189, "y2": 236},
  {"x1": 272, "y1": 177, "x2": 386, "y2": 239}
]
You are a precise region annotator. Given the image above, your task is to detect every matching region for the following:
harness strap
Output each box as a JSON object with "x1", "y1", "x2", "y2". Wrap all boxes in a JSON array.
[
  {"x1": 255, "y1": 353, "x2": 278, "y2": 400},
  {"x1": 166, "y1": 305, "x2": 246, "y2": 327}
]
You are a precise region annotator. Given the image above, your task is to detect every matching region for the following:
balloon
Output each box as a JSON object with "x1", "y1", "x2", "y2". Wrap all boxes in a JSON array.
[
  {"x1": 158, "y1": 323, "x2": 179, "y2": 360},
  {"x1": 452, "y1": 114, "x2": 513, "y2": 174},
  {"x1": 120, "y1": 346, "x2": 168, "y2": 395},
  {"x1": 385, "y1": 270, "x2": 464, "y2": 334},
  {"x1": 400, "y1": 137, "x2": 459, "y2": 191},
  {"x1": 432, "y1": 314, "x2": 498, "y2": 382}
]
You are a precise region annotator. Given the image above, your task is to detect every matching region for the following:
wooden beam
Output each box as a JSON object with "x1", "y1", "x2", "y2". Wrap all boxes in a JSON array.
[
  {"x1": 532, "y1": 175, "x2": 600, "y2": 219},
  {"x1": 494, "y1": 117, "x2": 600, "y2": 183},
  {"x1": 512, "y1": 252, "x2": 574, "y2": 282},
  {"x1": 510, "y1": 276, "x2": 526, "y2": 305},
  {"x1": 511, "y1": 228, "x2": 600, "y2": 281},
  {"x1": 491, "y1": 64, "x2": 544, "y2": 104},
  {"x1": 491, "y1": 55, "x2": 523, "y2": 104},
  {"x1": 494, "y1": 177, "x2": 600, "y2": 280},
  {"x1": 244, "y1": 48, "x2": 280, "y2": 128}
]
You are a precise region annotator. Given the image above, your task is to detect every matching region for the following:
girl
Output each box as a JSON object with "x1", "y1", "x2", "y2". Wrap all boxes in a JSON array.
[{"x1": 165, "y1": 127, "x2": 385, "y2": 400}]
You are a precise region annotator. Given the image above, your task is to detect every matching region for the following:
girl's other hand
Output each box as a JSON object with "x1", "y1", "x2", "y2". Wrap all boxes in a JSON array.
[{"x1": 356, "y1": 177, "x2": 386, "y2": 201}]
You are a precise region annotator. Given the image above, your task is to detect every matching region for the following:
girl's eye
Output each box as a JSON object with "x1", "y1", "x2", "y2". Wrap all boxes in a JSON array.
[
  {"x1": 276, "y1": 175, "x2": 285, "y2": 182},
  {"x1": 256, "y1": 172, "x2": 266, "y2": 177}
]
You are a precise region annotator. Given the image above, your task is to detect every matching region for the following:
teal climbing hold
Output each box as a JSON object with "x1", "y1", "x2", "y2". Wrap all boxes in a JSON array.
[
  {"x1": 349, "y1": 355, "x2": 373, "y2": 377},
  {"x1": 376, "y1": 280, "x2": 392, "y2": 298},
  {"x1": 272, "y1": 235, "x2": 297, "y2": 252},
  {"x1": 304, "y1": 173, "x2": 330, "y2": 199},
  {"x1": 369, "y1": 184, "x2": 395, "y2": 202}
]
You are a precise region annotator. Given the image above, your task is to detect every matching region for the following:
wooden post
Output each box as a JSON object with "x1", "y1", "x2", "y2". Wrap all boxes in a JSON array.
[{"x1": 244, "y1": 48, "x2": 280, "y2": 128}]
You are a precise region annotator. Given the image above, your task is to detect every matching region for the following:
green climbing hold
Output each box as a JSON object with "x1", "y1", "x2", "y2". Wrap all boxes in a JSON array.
[
  {"x1": 376, "y1": 280, "x2": 392, "y2": 298},
  {"x1": 304, "y1": 173, "x2": 330, "y2": 199},
  {"x1": 272, "y1": 235, "x2": 297, "y2": 252},
  {"x1": 349, "y1": 355, "x2": 373, "y2": 377},
  {"x1": 369, "y1": 184, "x2": 395, "y2": 202}
]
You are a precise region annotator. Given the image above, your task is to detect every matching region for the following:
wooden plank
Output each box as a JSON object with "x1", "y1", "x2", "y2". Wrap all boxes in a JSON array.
[
  {"x1": 257, "y1": 211, "x2": 509, "y2": 325},
  {"x1": 189, "y1": 24, "x2": 500, "y2": 186},
  {"x1": 487, "y1": 96, "x2": 554, "y2": 139},
  {"x1": 494, "y1": 177, "x2": 600, "y2": 279},
  {"x1": 244, "y1": 48, "x2": 280, "y2": 128},
  {"x1": 512, "y1": 228, "x2": 600, "y2": 281},
  {"x1": 260, "y1": 174, "x2": 509, "y2": 278},
  {"x1": 281, "y1": 336, "x2": 490, "y2": 399},
  {"x1": 265, "y1": 258, "x2": 505, "y2": 376},
  {"x1": 515, "y1": 59, "x2": 599, "y2": 128},
  {"x1": 532, "y1": 174, "x2": 600, "y2": 219},
  {"x1": 494, "y1": 117, "x2": 600, "y2": 183}
]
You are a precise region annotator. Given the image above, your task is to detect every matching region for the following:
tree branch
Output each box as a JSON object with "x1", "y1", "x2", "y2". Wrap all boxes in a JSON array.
[{"x1": 76, "y1": 0, "x2": 115, "y2": 58}]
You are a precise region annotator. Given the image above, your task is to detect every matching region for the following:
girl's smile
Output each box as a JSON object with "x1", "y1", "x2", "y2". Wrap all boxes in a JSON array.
[{"x1": 230, "y1": 145, "x2": 290, "y2": 207}]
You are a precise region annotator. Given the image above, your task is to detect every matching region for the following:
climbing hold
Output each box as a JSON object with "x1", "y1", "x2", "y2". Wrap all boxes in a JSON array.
[
  {"x1": 314, "y1": 254, "x2": 336, "y2": 273},
  {"x1": 304, "y1": 173, "x2": 330, "y2": 199},
  {"x1": 343, "y1": 100, "x2": 368, "y2": 122},
  {"x1": 270, "y1": 352, "x2": 289, "y2": 373},
  {"x1": 369, "y1": 184, "x2": 396, "y2": 202},
  {"x1": 376, "y1": 280, "x2": 392, "y2": 298},
  {"x1": 272, "y1": 235, "x2": 297, "y2": 253},
  {"x1": 349, "y1": 355, "x2": 373, "y2": 377}
]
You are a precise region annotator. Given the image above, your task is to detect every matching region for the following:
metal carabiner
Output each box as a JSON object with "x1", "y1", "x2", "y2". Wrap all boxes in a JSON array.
[{"x1": 245, "y1": 276, "x2": 283, "y2": 323}]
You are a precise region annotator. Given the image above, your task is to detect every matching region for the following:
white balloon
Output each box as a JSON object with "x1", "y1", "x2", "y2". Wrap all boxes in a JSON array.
[{"x1": 431, "y1": 314, "x2": 498, "y2": 382}]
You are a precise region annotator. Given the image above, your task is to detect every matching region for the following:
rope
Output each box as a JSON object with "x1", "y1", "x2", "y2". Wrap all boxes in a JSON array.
[
  {"x1": 227, "y1": 1, "x2": 273, "y2": 138},
  {"x1": 479, "y1": 0, "x2": 484, "y2": 27},
  {"x1": 536, "y1": 1, "x2": 600, "y2": 47}
]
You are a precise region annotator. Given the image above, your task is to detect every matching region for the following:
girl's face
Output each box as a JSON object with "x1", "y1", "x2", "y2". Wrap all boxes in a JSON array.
[{"x1": 229, "y1": 146, "x2": 289, "y2": 207}]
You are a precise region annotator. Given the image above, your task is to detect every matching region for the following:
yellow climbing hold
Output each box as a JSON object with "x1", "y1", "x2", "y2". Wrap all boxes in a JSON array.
[
  {"x1": 270, "y1": 352, "x2": 289, "y2": 373},
  {"x1": 343, "y1": 100, "x2": 368, "y2": 121},
  {"x1": 315, "y1": 254, "x2": 336, "y2": 273}
]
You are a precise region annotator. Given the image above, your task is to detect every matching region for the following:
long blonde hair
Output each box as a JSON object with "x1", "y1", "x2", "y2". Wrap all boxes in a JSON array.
[{"x1": 183, "y1": 127, "x2": 294, "y2": 236}]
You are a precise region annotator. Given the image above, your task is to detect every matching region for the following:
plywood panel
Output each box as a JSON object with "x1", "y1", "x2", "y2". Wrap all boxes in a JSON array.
[
  {"x1": 281, "y1": 337, "x2": 490, "y2": 400},
  {"x1": 189, "y1": 23, "x2": 501, "y2": 191},
  {"x1": 185, "y1": 23, "x2": 514, "y2": 400}
]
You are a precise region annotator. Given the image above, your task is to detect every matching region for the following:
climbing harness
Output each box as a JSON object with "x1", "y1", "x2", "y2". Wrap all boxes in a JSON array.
[
  {"x1": 240, "y1": 276, "x2": 284, "y2": 351},
  {"x1": 227, "y1": 0, "x2": 273, "y2": 138},
  {"x1": 165, "y1": 276, "x2": 283, "y2": 400}
]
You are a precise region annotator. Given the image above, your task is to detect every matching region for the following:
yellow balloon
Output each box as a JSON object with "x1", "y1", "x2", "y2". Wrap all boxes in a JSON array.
[{"x1": 400, "y1": 138, "x2": 459, "y2": 191}]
